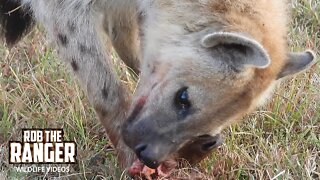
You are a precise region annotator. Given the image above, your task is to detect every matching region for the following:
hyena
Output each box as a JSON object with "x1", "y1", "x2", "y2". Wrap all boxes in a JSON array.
[
  {"x1": 1, "y1": 0, "x2": 221, "y2": 173},
  {"x1": 0, "y1": 0, "x2": 316, "y2": 177}
]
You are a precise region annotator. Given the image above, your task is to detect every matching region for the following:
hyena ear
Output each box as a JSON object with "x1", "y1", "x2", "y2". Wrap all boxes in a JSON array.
[
  {"x1": 277, "y1": 51, "x2": 316, "y2": 79},
  {"x1": 201, "y1": 32, "x2": 270, "y2": 69}
]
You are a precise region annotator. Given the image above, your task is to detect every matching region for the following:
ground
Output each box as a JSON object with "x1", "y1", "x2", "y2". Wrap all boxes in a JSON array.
[{"x1": 0, "y1": 0, "x2": 319, "y2": 179}]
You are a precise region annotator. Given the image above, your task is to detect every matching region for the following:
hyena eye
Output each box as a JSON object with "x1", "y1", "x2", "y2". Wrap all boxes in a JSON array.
[{"x1": 174, "y1": 87, "x2": 191, "y2": 113}]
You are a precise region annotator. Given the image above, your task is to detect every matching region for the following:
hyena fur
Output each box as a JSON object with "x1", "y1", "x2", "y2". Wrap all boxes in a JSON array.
[
  {"x1": 0, "y1": 0, "x2": 139, "y2": 168},
  {"x1": 0, "y1": 0, "x2": 316, "y2": 171},
  {"x1": 0, "y1": 0, "x2": 220, "y2": 169}
]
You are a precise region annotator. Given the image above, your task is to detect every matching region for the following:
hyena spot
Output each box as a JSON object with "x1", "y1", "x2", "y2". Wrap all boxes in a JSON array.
[
  {"x1": 79, "y1": 44, "x2": 90, "y2": 54},
  {"x1": 73, "y1": 2, "x2": 81, "y2": 10},
  {"x1": 151, "y1": 83, "x2": 157, "y2": 90},
  {"x1": 151, "y1": 66, "x2": 156, "y2": 74},
  {"x1": 68, "y1": 21, "x2": 76, "y2": 33},
  {"x1": 71, "y1": 60, "x2": 78, "y2": 71},
  {"x1": 57, "y1": 33, "x2": 68, "y2": 46},
  {"x1": 111, "y1": 27, "x2": 118, "y2": 39},
  {"x1": 138, "y1": 11, "x2": 145, "y2": 24},
  {"x1": 101, "y1": 82, "x2": 109, "y2": 100}
]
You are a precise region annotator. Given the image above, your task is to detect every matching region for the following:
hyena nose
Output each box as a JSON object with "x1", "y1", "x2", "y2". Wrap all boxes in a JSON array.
[
  {"x1": 134, "y1": 144, "x2": 160, "y2": 169},
  {"x1": 134, "y1": 143, "x2": 147, "y2": 156}
]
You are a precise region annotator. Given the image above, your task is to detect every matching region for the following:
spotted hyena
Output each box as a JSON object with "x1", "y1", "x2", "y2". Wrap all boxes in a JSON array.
[{"x1": 0, "y1": 0, "x2": 316, "y2": 177}]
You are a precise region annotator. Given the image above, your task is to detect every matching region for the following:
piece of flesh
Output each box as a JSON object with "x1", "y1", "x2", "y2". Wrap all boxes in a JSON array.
[{"x1": 128, "y1": 159, "x2": 177, "y2": 179}]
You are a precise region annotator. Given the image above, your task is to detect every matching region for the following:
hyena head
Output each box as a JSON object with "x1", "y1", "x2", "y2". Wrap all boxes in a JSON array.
[{"x1": 122, "y1": 0, "x2": 316, "y2": 168}]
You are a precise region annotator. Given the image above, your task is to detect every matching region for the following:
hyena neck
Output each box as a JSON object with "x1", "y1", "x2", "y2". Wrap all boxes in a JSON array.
[{"x1": 19, "y1": 0, "x2": 136, "y2": 167}]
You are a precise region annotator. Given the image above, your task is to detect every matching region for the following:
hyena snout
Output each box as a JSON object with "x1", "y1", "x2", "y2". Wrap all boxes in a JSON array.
[
  {"x1": 132, "y1": 135, "x2": 223, "y2": 168},
  {"x1": 122, "y1": 116, "x2": 177, "y2": 168},
  {"x1": 133, "y1": 140, "x2": 173, "y2": 168},
  {"x1": 122, "y1": 113, "x2": 224, "y2": 168}
]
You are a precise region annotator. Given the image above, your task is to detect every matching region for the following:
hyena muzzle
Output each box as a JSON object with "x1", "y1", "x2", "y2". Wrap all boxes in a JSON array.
[{"x1": 1, "y1": 0, "x2": 316, "y2": 176}]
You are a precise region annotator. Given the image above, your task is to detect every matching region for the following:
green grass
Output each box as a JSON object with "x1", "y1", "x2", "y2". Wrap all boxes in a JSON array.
[{"x1": 0, "y1": 0, "x2": 319, "y2": 179}]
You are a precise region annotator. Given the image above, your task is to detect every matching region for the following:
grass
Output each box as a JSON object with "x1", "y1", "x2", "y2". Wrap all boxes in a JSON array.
[{"x1": 0, "y1": 0, "x2": 319, "y2": 179}]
